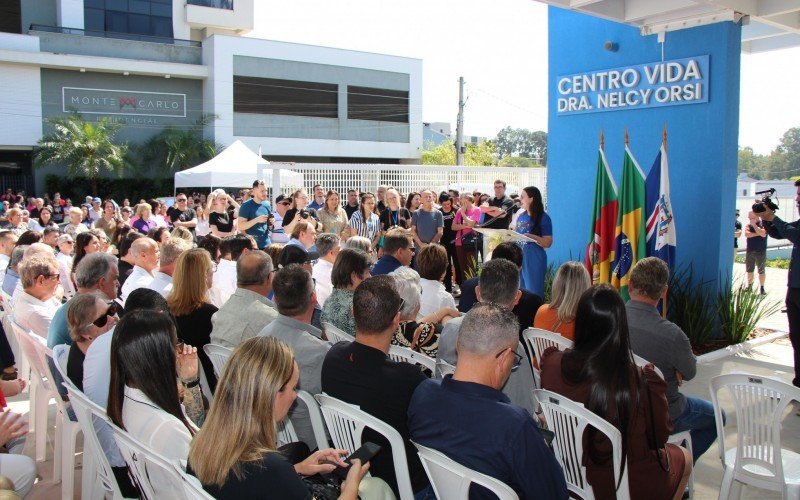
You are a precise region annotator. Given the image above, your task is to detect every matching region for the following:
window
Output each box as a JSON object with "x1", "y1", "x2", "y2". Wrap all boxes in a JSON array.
[
  {"x1": 347, "y1": 86, "x2": 409, "y2": 123},
  {"x1": 233, "y1": 76, "x2": 338, "y2": 118},
  {"x1": 84, "y1": 0, "x2": 173, "y2": 38}
]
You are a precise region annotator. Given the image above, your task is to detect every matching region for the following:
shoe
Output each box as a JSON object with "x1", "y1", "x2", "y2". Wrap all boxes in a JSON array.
[
  {"x1": 760, "y1": 287, "x2": 767, "y2": 295},
  {"x1": 0, "y1": 368, "x2": 17, "y2": 381}
]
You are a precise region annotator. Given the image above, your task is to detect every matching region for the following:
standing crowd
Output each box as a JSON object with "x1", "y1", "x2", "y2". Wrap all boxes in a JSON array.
[{"x1": 0, "y1": 180, "x2": 721, "y2": 499}]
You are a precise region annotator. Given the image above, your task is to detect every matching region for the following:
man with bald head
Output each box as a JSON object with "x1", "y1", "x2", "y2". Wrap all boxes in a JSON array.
[
  {"x1": 211, "y1": 250, "x2": 278, "y2": 349},
  {"x1": 120, "y1": 238, "x2": 159, "y2": 302},
  {"x1": 147, "y1": 238, "x2": 192, "y2": 298}
]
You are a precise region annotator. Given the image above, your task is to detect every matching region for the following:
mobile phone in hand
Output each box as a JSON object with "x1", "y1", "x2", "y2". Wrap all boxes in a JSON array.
[{"x1": 331, "y1": 442, "x2": 382, "y2": 480}]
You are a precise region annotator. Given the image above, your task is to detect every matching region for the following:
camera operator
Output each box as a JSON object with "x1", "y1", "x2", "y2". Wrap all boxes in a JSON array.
[
  {"x1": 758, "y1": 180, "x2": 800, "y2": 391},
  {"x1": 283, "y1": 189, "x2": 321, "y2": 237}
]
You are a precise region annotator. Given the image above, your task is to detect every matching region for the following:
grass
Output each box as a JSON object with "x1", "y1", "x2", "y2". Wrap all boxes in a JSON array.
[{"x1": 734, "y1": 256, "x2": 791, "y2": 269}]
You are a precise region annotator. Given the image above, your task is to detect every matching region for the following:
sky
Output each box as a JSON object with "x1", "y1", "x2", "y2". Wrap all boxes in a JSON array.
[{"x1": 251, "y1": 0, "x2": 800, "y2": 156}]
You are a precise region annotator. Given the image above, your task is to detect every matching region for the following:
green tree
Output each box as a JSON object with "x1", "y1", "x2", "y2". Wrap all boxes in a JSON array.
[
  {"x1": 776, "y1": 127, "x2": 800, "y2": 176},
  {"x1": 421, "y1": 140, "x2": 497, "y2": 166},
  {"x1": 34, "y1": 112, "x2": 127, "y2": 196},
  {"x1": 134, "y1": 115, "x2": 221, "y2": 176},
  {"x1": 738, "y1": 146, "x2": 763, "y2": 179},
  {"x1": 494, "y1": 127, "x2": 547, "y2": 163},
  {"x1": 498, "y1": 155, "x2": 541, "y2": 168}
]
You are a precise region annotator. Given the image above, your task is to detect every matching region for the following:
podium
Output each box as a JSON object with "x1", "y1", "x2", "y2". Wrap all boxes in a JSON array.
[{"x1": 473, "y1": 228, "x2": 536, "y2": 260}]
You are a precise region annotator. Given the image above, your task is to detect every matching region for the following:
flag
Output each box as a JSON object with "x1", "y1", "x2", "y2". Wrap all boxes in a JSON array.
[
  {"x1": 611, "y1": 144, "x2": 647, "y2": 300},
  {"x1": 646, "y1": 144, "x2": 676, "y2": 269},
  {"x1": 585, "y1": 147, "x2": 618, "y2": 284}
]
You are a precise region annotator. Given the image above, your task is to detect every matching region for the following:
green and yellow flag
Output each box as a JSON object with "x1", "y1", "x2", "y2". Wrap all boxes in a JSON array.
[{"x1": 611, "y1": 142, "x2": 647, "y2": 300}]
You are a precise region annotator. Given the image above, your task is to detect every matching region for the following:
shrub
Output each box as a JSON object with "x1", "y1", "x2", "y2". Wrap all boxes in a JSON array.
[
  {"x1": 46, "y1": 175, "x2": 175, "y2": 203},
  {"x1": 717, "y1": 278, "x2": 781, "y2": 344},
  {"x1": 667, "y1": 265, "x2": 717, "y2": 347}
]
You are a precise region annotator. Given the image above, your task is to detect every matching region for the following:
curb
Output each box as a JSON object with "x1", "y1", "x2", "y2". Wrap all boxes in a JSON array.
[{"x1": 697, "y1": 329, "x2": 789, "y2": 364}]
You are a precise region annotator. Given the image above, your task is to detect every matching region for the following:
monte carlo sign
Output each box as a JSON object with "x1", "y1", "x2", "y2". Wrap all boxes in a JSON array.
[
  {"x1": 556, "y1": 55, "x2": 709, "y2": 115},
  {"x1": 62, "y1": 87, "x2": 187, "y2": 118}
]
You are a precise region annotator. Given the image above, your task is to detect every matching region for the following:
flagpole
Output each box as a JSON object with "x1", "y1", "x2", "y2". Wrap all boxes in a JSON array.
[
  {"x1": 624, "y1": 128, "x2": 629, "y2": 146},
  {"x1": 662, "y1": 124, "x2": 667, "y2": 151},
  {"x1": 599, "y1": 129, "x2": 605, "y2": 151}
]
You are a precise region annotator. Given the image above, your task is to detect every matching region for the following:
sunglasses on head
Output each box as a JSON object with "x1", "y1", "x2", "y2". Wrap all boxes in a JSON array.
[{"x1": 92, "y1": 302, "x2": 118, "y2": 328}]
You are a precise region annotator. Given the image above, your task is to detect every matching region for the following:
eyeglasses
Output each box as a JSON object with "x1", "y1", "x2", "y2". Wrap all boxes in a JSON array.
[
  {"x1": 42, "y1": 273, "x2": 60, "y2": 281},
  {"x1": 92, "y1": 303, "x2": 118, "y2": 328},
  {"x1": 176, "y1": 198, "x2": 187, "y2": 203},
  {"x1": 495, "y1": 347, "x2": 523, "y2": 371},
  {"x1": 396, "y1": 298, "x2": 406, "y2": 315}
]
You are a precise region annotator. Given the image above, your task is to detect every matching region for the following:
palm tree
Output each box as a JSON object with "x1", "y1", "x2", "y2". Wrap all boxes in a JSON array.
[
  {"x1": 35, "y1": 112, "x2": 127, "y2": 196},
  {"x1": 135, "y1": 114, "x2": 221, "y2": 175}
]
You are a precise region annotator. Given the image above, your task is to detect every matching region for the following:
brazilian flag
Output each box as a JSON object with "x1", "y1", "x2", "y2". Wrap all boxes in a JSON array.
[{"x1": 611, "y1": 145, "x2": 646, "y2": 301}]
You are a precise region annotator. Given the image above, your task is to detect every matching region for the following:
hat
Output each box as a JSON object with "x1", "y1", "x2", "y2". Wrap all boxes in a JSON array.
[
  {"x1": 277, "y1": 245, "x2": 320, "y2": 268},
  {"x1": 56, "y1": 234, "x2": 73, "y2": 244},
  {"x1": 275, "y1": 194, "x2": 288, "y2": 204},
  {"x1": 92, "y1": 197, "x2": 101, "y2": 204}
]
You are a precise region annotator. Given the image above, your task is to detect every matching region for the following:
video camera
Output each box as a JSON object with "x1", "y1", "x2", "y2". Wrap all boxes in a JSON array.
[{"x1": 752, "y1": 188, "x2": 779, "y2": 214}]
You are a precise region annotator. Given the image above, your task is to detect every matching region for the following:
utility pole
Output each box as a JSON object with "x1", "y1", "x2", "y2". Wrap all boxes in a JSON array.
[{"x1": 456, "y1": 76, "x2": 465, "y2": 166}]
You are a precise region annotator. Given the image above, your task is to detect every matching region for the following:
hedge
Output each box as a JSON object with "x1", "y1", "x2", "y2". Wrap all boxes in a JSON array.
[{"x1": 45, "y1": 175, "x2": 175, "y2": 202}]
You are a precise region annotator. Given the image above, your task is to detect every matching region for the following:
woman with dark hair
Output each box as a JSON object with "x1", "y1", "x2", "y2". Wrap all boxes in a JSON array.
[
  {"x1": 15, "y1": 231, "x2": 42, "y2": 246},
  {"x1": 514, "y1": 186, "x2": 553, "y2": 297},
  {"x1": 405, "y1": 192, "x2": 421, "y2": 212},
  {"x1": 146, "y1": 226, "x2": 170, "y2": 247},
  {"x1": 437, "y1": 193, "x2": 458, "y2": 293},
  {"x1": 198, "y1": 233, "x2": 222, "y2": 263},
  {"x1": 540, "y1": 285, "x2": 691, "y2": 500},
  {"x1": 107, "y1": 310, "x2": 203, "y2": 497},
  {"x1": 321, "y1": 248, "x2": 371, "y2": 337},
  {"x1": 28, "y1": 206, "x2": 57, "y2": 233},
  {"x1": 94, "y1": 199, "x2": 119, "y2": 240},
  {"x1": 71, "y1": 231, "x2": 100, "y2": 277},
  {"x1": 111, "y1": 224, "x2": 133, "y2": 256},
  {"x1": 80, "y1": 205, "x2": 93, "y2": 226},
  {"x1": 348, "y1": 193, "x2": 381, "y2": 252}
]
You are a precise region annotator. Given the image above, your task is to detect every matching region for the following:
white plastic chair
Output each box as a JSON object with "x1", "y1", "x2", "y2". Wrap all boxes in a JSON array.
[
  {"x1": 37, "y1": 341, "x2": 82, "y2": 500},
  {"x1": 296, "y1": 390, "x2": 330, "y2": 451},
  {"x1": 710, "y1": 373, "x2": 800, "y2": 499},
  {"x1": 412, "y1": 441, "x2": 519, "y2": 499},
  {"x1": 534, "y1": 389, "x2": 630, "y2": 499},
  {"x1": 436, "y1": 359, "x2": 456, "y2": 379},
  {"x1": 0, "y1": 294, "x2": 26, "y2": 384},
  {"x1": 174, "y1": 462, "x2": 215, "y2": 499},
  {"x1": 667, "y1": 430, "x2": 694, "y2": 498},
  {"x1": 316, "y1": 394, "x2": 415, "y2": 500},
  {"x1": 631, "y1": 353, "x2": 665, "y2": 380},
  {"x1": 522, "y1": 328, "x2": 573, "y2": 388},
  {"x1": 110, "y1": 423, "x2": 190, "y2": 500},
  {"x1": 388, "y1": 345, "x2": 436, "y2": 373},
  {"x1": 59, "y1": 365, "x2": 130, "y2": 500},
  {"x1": 202, "y1": 343, "x2": 232, "y2": 378},
  {"x1": 323, "y1": 321, "x2": 355, "y2": 343},
  {"x1": 10, "y1": 321, "x2": 51, "y2": 462}
]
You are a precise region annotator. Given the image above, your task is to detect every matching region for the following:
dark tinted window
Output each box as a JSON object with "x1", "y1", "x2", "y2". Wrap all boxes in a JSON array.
[
  {"x1": 84, "y1": 0, "x2": 173, "y2": 38},
  {"x1": 347, "y1": 86, "x2": 409, "y2": 123},
  {"x1": 233, "y1": 76, "x2": 338, "y2": 118}
]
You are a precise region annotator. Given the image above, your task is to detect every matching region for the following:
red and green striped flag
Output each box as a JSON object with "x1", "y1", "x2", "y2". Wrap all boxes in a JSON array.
[
  {"x1": 611, "y1": 143, "x2": 647, "y2": 300},
  {"x1": 585, "y1": 145, "x2": 618, "y2": 284}
]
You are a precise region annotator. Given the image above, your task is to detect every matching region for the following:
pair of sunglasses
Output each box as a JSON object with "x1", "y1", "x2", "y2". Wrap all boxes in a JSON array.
[{"x1": 92, "y1": 302, "x2": 118, "y2": 328}]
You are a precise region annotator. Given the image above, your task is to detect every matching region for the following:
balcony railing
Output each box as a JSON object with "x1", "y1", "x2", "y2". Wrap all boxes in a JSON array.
[
  {"x1": 187, "y1": 0, "x2": 234, "y2": 9},
  {"x1": 29, "y1": 24, "x2": 201, "y2": 48}
]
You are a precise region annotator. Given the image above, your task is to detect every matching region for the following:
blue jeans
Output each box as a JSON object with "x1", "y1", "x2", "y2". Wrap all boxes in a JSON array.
[{"x1": 672, "y1": 396, "x2": 725, "y2": 463}]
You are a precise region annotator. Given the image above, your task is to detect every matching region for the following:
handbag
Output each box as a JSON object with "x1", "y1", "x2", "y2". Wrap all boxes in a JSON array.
[
  {"x1": 642, "y1": 368, "x2": 671, "y2": 472},
  {"x1": 455, "y1": 211, "x2": 478, "y2": 250}
]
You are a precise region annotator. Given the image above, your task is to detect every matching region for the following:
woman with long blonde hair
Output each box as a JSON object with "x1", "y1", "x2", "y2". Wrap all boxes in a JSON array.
[
  {"x1": 188, "y1": 337, "x2": 369, "y2": 498},
  {"x1": 167, "y1": 248, "x2": 219, "y2": 390},
  {"x1": 533, "y1": 261, "x2": 591, "y2": 340}
]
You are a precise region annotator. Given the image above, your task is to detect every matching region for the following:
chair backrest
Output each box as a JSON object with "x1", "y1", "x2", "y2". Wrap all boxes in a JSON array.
[
  {"x1": 316, "y1": 394, "x2": 415, "y2": 500},
  {"x1": 710, "y1": 373, "x2": 800, "y2": 486},
  {"x1": 202, "y1": 343, "x2": 232, "y2": 379},
  {"x1": 173, "y1": 462, "x2": 215, "y2": 500},
  {"x1": 12, "y1": 322, "x2": 54, "y2": 396},
  {"x1": 296, "y1": 390, "x2": 330, "y2": 451},
  {"x1": 276, "y1": 417, "x2": 299, "y2": 448},
  {"x1": 631, "y1": 353, "x2": 665, "y2": 380},
  {"x1": 534, "y1": 389, "x2": 629, "y2": 500},
  {"x1": 60, "y1": 370, "x2": 125, "y2": 500},
  {"x1": 522, "y1": 328, "x2": 573, "y2": 363},
  {"x1": 33, "y1": 340, "x2": 74, "y2": 424},
  {"x1": 388, "y1": 345, "x2": 436, "y2": 373},
  {"x1": 412, "y1": 442, "x2": 519, "y2": 500},
  {"x1": 323, "y1": 321, "x2": 355, "y2": 344},
  {"x1": 0, "y1": 289, "x2": 13, "y2": 312},
  {"x1": 110, "y1": 423, "x2": 189, "y2": 500},
  {"x1": 436, "y1": 359, "x2": 456, "y2": 379}
]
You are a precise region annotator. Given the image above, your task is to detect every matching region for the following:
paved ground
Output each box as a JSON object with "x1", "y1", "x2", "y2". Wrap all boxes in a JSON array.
[{"x1": 10, "y1": 262, "x2": 799, "y2": 499}]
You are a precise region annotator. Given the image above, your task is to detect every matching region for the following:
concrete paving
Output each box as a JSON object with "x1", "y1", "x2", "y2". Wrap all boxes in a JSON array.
[{"x1": 9, "y1": 263, "x2": 798, "y2": 499}]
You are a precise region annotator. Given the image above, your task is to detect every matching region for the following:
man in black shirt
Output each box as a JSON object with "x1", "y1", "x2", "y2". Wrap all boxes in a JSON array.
[
  {"x1": 321, "y1": 275, "x2": 430, "y2": 498},
  {"x1": 169, "y1": 193, "x2": 198, "y2": 238},
  {"x1": 481, "y1": 179, "x2": 514, "y2": 230},
  {"x1": 344, "y1": 189, "x2": 360, "y2": 220}
]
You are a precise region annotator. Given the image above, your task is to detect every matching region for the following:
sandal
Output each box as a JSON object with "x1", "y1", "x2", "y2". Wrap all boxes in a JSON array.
[{"x1": 1, "y1": 369, "x2": 17, "y2": 381}]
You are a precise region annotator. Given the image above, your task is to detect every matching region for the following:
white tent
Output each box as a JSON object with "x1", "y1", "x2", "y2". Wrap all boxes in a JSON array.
[{"x1": 173, "y1": 140, "x2": 303, "y2": 190}]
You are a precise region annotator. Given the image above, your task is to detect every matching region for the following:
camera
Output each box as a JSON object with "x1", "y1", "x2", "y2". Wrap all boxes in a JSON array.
[
  {"x1": 752, "y1": 188, "x2": 779, "y2": 214},
  {"x1": 299, "y1": 209, "x2": 310, "y2": 219}
]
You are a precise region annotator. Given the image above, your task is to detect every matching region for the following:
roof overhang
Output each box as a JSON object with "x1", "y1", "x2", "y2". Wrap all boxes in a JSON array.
[{"x1": 534, "y1": 0, "x2": 800, "y2": 53}]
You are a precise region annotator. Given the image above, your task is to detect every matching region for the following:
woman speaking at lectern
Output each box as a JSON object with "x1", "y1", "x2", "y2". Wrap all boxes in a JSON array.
[{"x1": 514, "y1": 186, "x2": 552, "y2": 297}]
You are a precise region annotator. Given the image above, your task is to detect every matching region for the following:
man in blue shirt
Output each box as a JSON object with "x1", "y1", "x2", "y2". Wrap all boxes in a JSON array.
[
  {"x1": 307, "y1": 184, "x2": 326, "y2": 211},
  {"x1": 238, "y1": 180, "x2": 273, "y2": 249},
  {"x1": 371, "y1": 229, "x2": 413, "y2": 276},
  {"x1": 409, "y1": 302, "x2": 567, "y2": 500}
]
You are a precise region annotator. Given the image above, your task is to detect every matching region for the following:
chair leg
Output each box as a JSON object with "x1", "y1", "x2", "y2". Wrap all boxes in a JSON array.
[
  {"x1": 34, "y1": 387, "x2": 48, "y2": 462},
  {"x1": 80, "y1": 452, "x2": 96, "y2": 500},
  {"x1": 60, "y1": 425, "x2": 79, "y2": 500},
  {"x1": 28, "y1": 382, "x2": 36, "y2": 434},
  {"x1": 785, "y1": 483, "x2": 800, "y2": 500},
  {"x1": 729, "y1": 480, "x2": 743, "y2": 500},
  {"x1": 53, "y1": 417, "x2": 62, "y2": 483},
  {"x1": 719, "y1": 466, "x2": 735, "y2": 500}
]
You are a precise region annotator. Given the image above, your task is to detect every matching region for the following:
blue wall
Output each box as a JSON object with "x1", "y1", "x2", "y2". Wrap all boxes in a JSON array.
[{"x1": 547, "y1": 7, "x2": 741, "y2": 286}]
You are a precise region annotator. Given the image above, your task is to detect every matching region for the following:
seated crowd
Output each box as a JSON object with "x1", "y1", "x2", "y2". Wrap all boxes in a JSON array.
[{"x1": 0, "y1": 184, "x2": 721, "y2": 499}]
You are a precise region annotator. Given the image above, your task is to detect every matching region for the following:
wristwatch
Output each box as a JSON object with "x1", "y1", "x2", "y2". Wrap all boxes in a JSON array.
[{"x1": 181, "y1": 378, "x2": 199, "y2": 388}]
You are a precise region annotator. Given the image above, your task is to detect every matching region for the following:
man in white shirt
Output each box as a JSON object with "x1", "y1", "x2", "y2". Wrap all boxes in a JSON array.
[
  {"x1": 14, "y1": 254, "x2": 61, "y2": 338},
  {"x1": 312, "y1": 233, "x2": 340, "y2": 307},
  {"x1": 147, "y1": 238, "x2": 191, "y2": 298},
  {"x1": 211, "y1": 250, "x2": 278, "y2": 349},
  {"x1": 89, "y1": 197, "x2": 103, "y2": 222},
  {"x1": 11, "y1": 243, "x2": 62, "y2": 309},
  {"x1": 270, "y1": 194, "x2": 291, "y2": 244},
  {"x1": 120, "y1": 238, "x2": 159, "y2": 302},
  {"x1": 212, "y1": 234, "x2": 254, "y2": 307},
  {"x1": 0, "y1": 230, "x2": 18, "y2": 284}
]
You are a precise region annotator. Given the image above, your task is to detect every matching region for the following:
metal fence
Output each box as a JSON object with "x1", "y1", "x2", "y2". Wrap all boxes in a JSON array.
[{"x1": 259, "y1": 163, "x2": 548, "y2": 203}]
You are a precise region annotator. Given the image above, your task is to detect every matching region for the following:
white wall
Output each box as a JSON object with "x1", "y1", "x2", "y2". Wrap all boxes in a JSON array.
[
  {"x1": 0, "y1": 34, "x2": 42, "y2": 147},
  {"x1": 57, "y1": 0, "x2": 84, "y2": 29}
]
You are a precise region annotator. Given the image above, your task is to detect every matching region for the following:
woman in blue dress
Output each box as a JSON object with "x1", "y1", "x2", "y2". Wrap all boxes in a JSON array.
[{"x1": 514, "y1": 186, "x2": 552, "y2": 297}]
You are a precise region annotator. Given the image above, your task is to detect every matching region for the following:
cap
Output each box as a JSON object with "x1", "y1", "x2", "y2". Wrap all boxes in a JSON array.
[
  {"x1": 277, "y1": 245, "x2": 320, "y2": 268},
  {"x1": 275, "y1": 194, "x2": 287, "y2": 204},
  {"x1": 56, "y1": 234, "x2": 73, "y2": 244},
  {"x1": 92, "y1": 197, "x2": 101, "y2": 204}
]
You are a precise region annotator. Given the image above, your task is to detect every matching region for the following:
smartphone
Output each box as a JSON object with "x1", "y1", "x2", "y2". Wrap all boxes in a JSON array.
[
  {"x1": 331, "y1": 442, "x2": 382, "y2": 479},
  {"x1": 538, "y1": 427, "x2": 555, "y2": 447}
]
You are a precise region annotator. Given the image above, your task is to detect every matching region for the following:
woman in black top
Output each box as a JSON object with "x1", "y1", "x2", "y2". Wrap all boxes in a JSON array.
[
  {"x1": 66, "y1": 293, "x2": 118, "y2": 390},
  {"x1": 283, "y1": 189, "x2": 320, "y2": 236},
  {"x1": 166, "y1": 248, "x2": 219, "y2": 391},
  {"x1": 188, "y1": 337, "x2": 368, "y2": 499},
  {"x1": 438, "y1": 193, "x2": 459, "y2": 293},
  {"x1": 208, "y1": 189, "x2": 239, "y2": 238}
]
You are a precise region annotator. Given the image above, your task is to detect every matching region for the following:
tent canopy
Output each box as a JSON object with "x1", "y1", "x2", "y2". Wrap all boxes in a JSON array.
[{"x1": 173, "y1": 140, "x2": 302, "y2": 190}]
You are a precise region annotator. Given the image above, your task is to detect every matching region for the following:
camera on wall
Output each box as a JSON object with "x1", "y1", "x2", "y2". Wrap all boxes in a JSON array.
[{"x1": 752, "y1": 188, "x2": 779, "y2": 214}]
